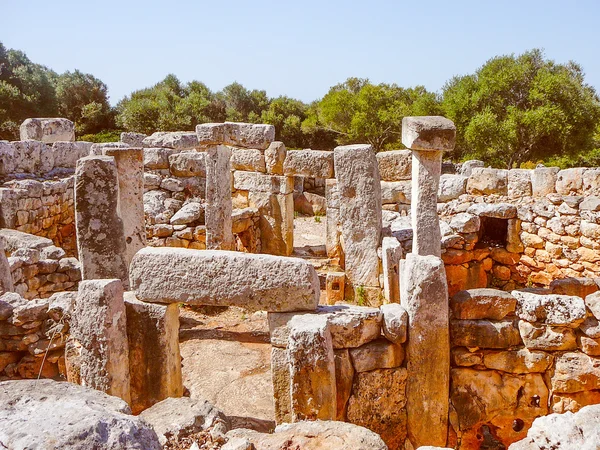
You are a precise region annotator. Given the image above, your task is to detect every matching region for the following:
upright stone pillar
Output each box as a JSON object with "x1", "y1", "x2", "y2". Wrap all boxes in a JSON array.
[
  {"x1": 400, "y1": 116, "x2": 455, "y2": 448},
  {"x1": 325, "y1": 179, "x2": 344, "y2": 265},
  {"x1": 74, "y1": 156, "x2": 129, "y2": 287},
  {"x1": 381, "y1": 236, "x2": 402, "y2": 303},
  {"x1": 0, "y1": 236, "x2": 14, "y2": 294},
  {"x1": 333, "y1": 145, "x2": 382, "y2": 300},
  {"x1": 70, "y1": 279, "x2": 131, "y2": 404},
  {"x1": 402, "y1": 116, "x2": 456, "y2": 258},
  {"x1": 103, "y1": 147, "x2": 146, "y2": 266},
  {"x1": 205, "y1": 145, "x2": 234, "y2": 250}
]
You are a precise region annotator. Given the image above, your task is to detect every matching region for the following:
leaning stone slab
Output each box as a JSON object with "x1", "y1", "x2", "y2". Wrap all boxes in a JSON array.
[
  {"x1": 512, "y1": 291, "x2": 586, "y2": 327},
  {"x1": 0, "y1": 379, "x2": 160, "y2": 450},
  {"x1": 451, "y1": 288, "x2": 516, "y2": 320},
  {"x1": 71, "y1": 279, "x2": 131, "y2": 403},
  {"x1": 74, "y1": 156, "x2": 129, "y2": 287},
  {"x1": 401, "y1": 116, "x2": 456, "y2": 151},
  {"x1": 288, "y1": 314, "x2": 336, "y2": 421},
  {"x1": 283, "y1": 149, "x2": 334, "y2": 178},
  {"x1": 130, "y1": 247, "x2": 319, "y2": 312},
  {"x1": 142, "y1": 131, "x2": 199, "y2": 150},
  {"x1": 124, "y1": 293, "x2": 183, "y2": 414},
  {"x1": 20, "y1": 117, "x2": 75, "y2": 143}
]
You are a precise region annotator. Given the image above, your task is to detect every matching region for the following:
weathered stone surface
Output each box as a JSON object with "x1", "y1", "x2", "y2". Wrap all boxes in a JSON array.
[
  {"x1": 349, "y1": 339, "x2": 403, "y2": 372},
  {"x1": 124, "y1": 293, "x2": 182, "y2": 414},
  {"x1": 531, "y1": 167, "x2": 559, "y2": 197},
  {"x1": 381, "y1": 237, "x2": 402, "y2": 303},
  {"x1": 519, "y1": 321, "x2": 577, "y2": 351},
  {"x1": 376, "y1": 149, "x2": 412, "y2": 181},
  {"x1": 283, "y1": 149, "x2": 334, "y2": 178},
  {"x1": 400, "y1": 253, "x2": 449, "y2": 447},
  {"x1": 451, "y1": 369, "x2": 548, "y2": 447},
  {"x1": 380, "y1": 180, "x2": 411, "y2": 204},
  {"x1": 234, "y1": 171, "x2": 293, "y2": 194},
  {"x1": 143, "y1": 147, "x2": 175, "y2": 169},
  {"x1": 120, "y1": 132, "x2": 147, "y2": 147},
  {"x1": 510, "y1": 404, "x2": 600, "y2": 450},
  {"x1": 512, "y1": 291, "x2": 586, "y2": 327},
  {"x1": 168, "y1": 151, "x2": 206, "y2": 176},
  {"x1": 288, "y1": 314, "x2": 336, "y2": 421},
  {"x1": 0, "y1": 141, "x2": 16, "y2": 175},
  {"x1": 249, "y1": 191, "x2": 294, "y2": 256},
  {"x1": 170, "y1": 202, "x2": 204, "y2": 225},
  {"x1": 334, "y1": 348, "x2": 354, "y2": 421},
  {"x1": 271, "y1": 347, "x2": 291, "y2": 423},
  {"x1": 230, "y1": 148, "x2": 266, "y2": 172},
  {"x1": 467, "y1": 202, "x2": 517, "y2": 219},
  {"x1": 12, "y1": 140, "x2": 53, "y2": 172},
  {"x1": 580, "y1": 316, "x2": 600, "y2": 338},
  {"x1": 508, "y1": 169, "x2": 532, "y2": 197},
  {"x1": 142, "y1": 131, "x2": 199, "y2": 150},
  {"x1": 264, "y1": 141, "x2": 286, "y2": 175},
  {"x1": 0, "y1": 379, "x2": 160, "y2": 449},
  {"x1": 130, "y1": 247, "x2": 319, "y2": 311},
  {"x1": 20, "y1": 117, "x2": 75, "y2": 143},
  {"x1": 556, "y1": 168, "x2": 586, "y2": 195},
  {"x1": 550, "y1": 277, "x2": 599, "y2": 298},
  {"x1": 483, "y1": 349, "x2": 553, "y2": 374},
  {"x1": 449, "y1": 213, "x2": 480, "y2": 233},
  {"x1": 334, "y1": 144, "x2": 382, "y2": 288},
  {"x1": 452, "y1": 347, "x2": 483, "y2": 367},
  {"x1": 90, "y1": 142, "x2": 129, "y2": 156},
  {"x1": 467, "y1": 168, "x2": 508, "y2": 195},
  {"x1": 438, "y1": 174, "x2": 468, "y2": 202},
  {"x1": 451, "y1": 288, "x2": 516, "y2": 320},
  {"x1": 401, "y1": 116, "x2": 456, "y2": 151},
  {"x1": 550, "y1": 352, "x2": 600, "y2": 393},
  {"x1": 347, "y1": 368, "x2": 408, "y2": 449},
  {"x1": 460, "y1": 160, "x2": 484, "y2": 177},
  {"x1": 0, "y1": 237, "x2": 14, "y2": 294},
  {"x1": 139, "y1": 396, "x2": 227, "y2": 446},
  {"x1": 205, "y1": 145, "x2": 234, "y2": 250},
  {"x1": 75, "y1": 156, "x2": 128, "y2": 287},
  {"x1": 451, "y1": 319, "x2": 522, "y2": 348},
  {"x1": 103, "y1": 147, "x2": 146, "y2": 268},
  {"x1": 226, "y1": 421, "x2": 387, "y2": 450},
  {"x1": 71, "y1": 279, "x2": 131, "y2": 403},
  {"x1": 585, "y1": 291, "x2": 600, "y2": 321},
  {"x1": 327, "y1": 306, "x2": 382, "y2": 348},
  {"x1": 224, "y1": 122, "x2": 275, "y2": 150},
  {"x1": 551, "y1": 390, "x2": 600, "y2": 414},
  {"x1": 52, "y1": 141, "x2": 92, "y2": 168}
]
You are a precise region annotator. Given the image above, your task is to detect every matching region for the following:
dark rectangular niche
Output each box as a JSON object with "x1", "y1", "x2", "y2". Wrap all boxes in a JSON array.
[{"x1": 477, "y1": 216, "x2": 508, "y2": 248}]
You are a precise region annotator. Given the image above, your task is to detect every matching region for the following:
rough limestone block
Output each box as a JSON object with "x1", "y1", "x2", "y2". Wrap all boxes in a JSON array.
[
  {"x1": 325, "y1": 180, "x2": 343, "y2": 261},
  {"x1": 283, "y1": 150, "x2": 334, "y2": 178},
  {"x1": 168, "y1": 151, "x2": 206, "y2": 177},
  {"x1": 467, "y1": 202, "x2": 517, "y2": 219},
  {"x1": 467, "y1": 167, "x2": 508, "y2": 195},
  {"x1": 531, "y1": 167, "x2": 560, "y2": 197},
  {"x1": 349, "y1": 339, "x2": 404, "y2": 372},
  {"x1": 142, "y1": 131, "x2": 199, "y2": 150},
  {"x1": 0, "y1": 141, "x2": 16, "y2": 175},
  {"x1": 223, "y1": 122, "x2": 275, "y2": 150},
  {"x1": 71, "y1": 279, "x2": 131, "y2": 403},
  {"x1": 401, "y1": 116, "x2": 456, "y2": 151},
  {"x1": 234, "y1": 171, "x2": 293, "y2": 194},
  {"x1": 249, "y1": 191, "x2": 294, "y2": 256},
  {"x1": 550, "y1": 277, "x2": 598, "y2": 298},
  {"x1": 376, "y1": 149, "x2": 412, "y2": 181},
  {"x1": 288, "y1": 314, "x2": 336, "y2": 421},
  {"x1": 583, "y1": 169, "x2": 600, "y2": 195},
  {"x1": 230, "y1": 148, "x2": 266, "y2": 173},
  {"x1": 451, "y1": 288, "x2": 516, "y2": 320},
  {"x1": 556, "y1": 168, "x2": 586, "y2": 195},
  {"x1": 0, "y1": 237, "x2": 14, "y2": 294},
  {"x1": 75, "y1": 156, "x2": 129, "y2": 287},
  {"x1": 400, "y1": 254, "x2": 449, "y2": 447},
  {"x1": 103, "y1": 147, "x2": 146, "y2": 268},
  {"x1": 483, "y1": 348, "x2": 553, "y2": 374},
  {"x1": 326, "y1": 272, "x2": 345, "y2": 305},
  {"x1": 130, "y1": 247, "x2": 320, "y2": 312},
  {"x1": 90, "y1": 142, "x2": 129, "y2": 156},
  {"x1": 271, "y1": 347, "x2": 292, "y2": 424},
  {"x1": 334, "y1": 348, "x2": 354, "y2": 421},
  {"x1": 518, "y1": 321, "x2": 577, "y2": 351},
  {"x1": 512, "y1": 291, "x2": 586, "y2": 327},
  {"x1": 196, "y1": 123, "x2": 226, "y2": 145},
  {"x1": 51, "y1": 141, "x2": 91, "y2": 168},
  {"x1": 205, "y1": 145, "x2": 234, "y2": 250},
  {"x1": 459, "y1": 160, "x2": 484, "y2": 177},
  {"x1": 508, "y1": 168, "x2": 533, "y2": 198},
  {"x1": 12, "y1": 140, "x2": 53, "y2": 173},
  {"x1": 380, "y1": 180, "x2": 411, "y2": 204},
  {"x1": 120, "y1": 132, "x2": 147, "y2": 147},
  {"x1": 380, "y1": 303, "x2": 408, "y2": 344},
  {"x1": 264, "y1": 141, "x2": 286, "y2": 175},
  {"x1": 438, "y1": 174, "x2": 467, "y2": 202},
  {"x1": 550, "y1": 352, "x2": 600, "y2": 393},
  {"x1": 143, "y1": 148, "x2": 175, "y2": 170},
  {"x1": 381, "y1": 236, "x2": 402, "y2": 303},
  {"x1": 333, "y1": 144, "x2": 382, "y2": 288},
  {"x1": 20, "y1": 117, "x2": 75, "y2": 143},
  {"x1": 451, "y1": 319, "x2": 522, "y2": 348},
  {"x1": 124, "y1": 292, "x2": 183, "y2": 414}
]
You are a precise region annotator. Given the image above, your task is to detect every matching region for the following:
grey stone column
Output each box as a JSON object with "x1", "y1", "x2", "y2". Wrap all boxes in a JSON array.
[
  {"x1": 74, "y1": 156, "x2": 129, "y2": 288},
  {"x1": 103, "y1": 147, "x2": 146, "y2": 266},
  {"x1": 205, "y1": 145, "x2": 234, "y2": 250},
  {"x1": 0, "y1": 236, "x2": 14, "y2": 294}
]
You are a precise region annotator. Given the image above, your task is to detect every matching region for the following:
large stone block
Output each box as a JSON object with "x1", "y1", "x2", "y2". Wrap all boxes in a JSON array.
[
  {"x1": 401, "y1": 116, "x2": 456, "y2": 151},
  {"x1": 519, "y1": 321, "x2": 577, "y2": 351},
  {"x1": 205, "y1": 145, "x2": 234, "y2": 250},
  {"x1": 0, "y1": 141, "x2": 16, "y2": 175},
  {"x1": 513, "y1": 291, "x2": 586, "y2": 327},
  {"x1": 168, "y1": 151, "x2": 206, "y2": 177},
  {"x1": 451, "y1": 319, "x2": 522, "y2": 348},
  {"x1": 120, "y1": 132, "x2": 147, "y2": 147},
  {"x1": 12, "y1": 140, "x2": 53, "y2": 173},
  {"x1": 0, "y1": 237, "x2": 14, "y2": 294},
  {"x1": 20, "y1": 118, "x2": 75, "y2": 143},
  {"x1": 124, "y1": 293, "x2": 183, "y2": 414},
  {"x1": 334, "y1": 144, "x2": 382, "y2": 288},
  {"x1": 508, "y1": 169, "x2": 532, "y2": 197},
  {"x1": 283, "y1": 149, "x2": 334, "y2": 178},
  {"x1": 74, "y1": 156, "x2": 129, "y2": 287},
  {"x1": 223, "y1": 122, "x2": 275, "y2": 150},
  {"x1": 467, "y1": 167, "x2": 508, "y2": 195},
  {"x1": 400, "y1": 254, "x2": 449, "y2": 447},
  {"x1": 52, "y1": 141, "x2": 92, "y2": 168},
  {"x1": 249, "y1": 191, "x2": 294, "y2": 256},
  {"x1": 451, "y1": 288, "x2": 516, "y2": 320},
  {"x1": 550, "y1": 352, "x2": 600, "y2": 393},
  {"x1": 380, "y1": 180, "x2": 411, "y2": 204},
  {"x1": 556, "y1": 168, "x2": 586, "y2": 195},
  {"x1": 531, "y1": 167, "x2": 559, "y2": 197},
  {"x1": 376, "y1": 149, "x2": 412, "y2": 181},
  {"x1": 71, "y1": 279, "x2": 131, "y2": 403},
  {"x1": 142, "y1": 131, "x2": 199, "y2": 150},
  {"x1": 130, "y1": 247, "x2": 319, "y2": 312},
  {"x1": 230, "y1": 148, "x2": 266, "y2": 172},
  {"x1": 234, "y1": 171, "x2": 293, "y2": 194},
  {"x1": 143, "y1": 148, "x2": 175, "y2": 170},
  {"x1": 438, "y1": 174, "x2": 468, "y2": 202},
  {"x1": 264, "y1": 141, "x2": 286, "y2": 175}
]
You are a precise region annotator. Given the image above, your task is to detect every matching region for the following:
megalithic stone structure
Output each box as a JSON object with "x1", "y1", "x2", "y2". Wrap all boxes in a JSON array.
[
  {"x1": 401, "y1": 116, "x2": 455, "y2": 448},
  {"x1": 205, "y1": 145, "x2": 235, "y2": 250},
  {"x1": 74, "y1": 156, "x2": 129, "y2": 288},
  {"x1": 0, "y1": 236, "x2": 14, "y2": 294},
  {"x1": 102, "y1": 147, "x2": 146, "y2": 267}
]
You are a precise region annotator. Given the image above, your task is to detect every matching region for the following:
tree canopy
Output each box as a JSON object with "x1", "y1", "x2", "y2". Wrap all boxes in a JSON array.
[{"x1": 442, "y1": 49, "x2": 600, "y2": 168}]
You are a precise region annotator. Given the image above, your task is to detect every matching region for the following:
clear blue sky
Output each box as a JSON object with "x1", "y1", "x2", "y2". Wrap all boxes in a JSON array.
[{"x1": 3, "y1": 0, "x2": 600, "y2": 105}]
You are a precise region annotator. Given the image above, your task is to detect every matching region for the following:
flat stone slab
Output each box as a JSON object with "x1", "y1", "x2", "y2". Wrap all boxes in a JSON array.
[
  {"x1": 512, "y1": 291, "x2": 586, "y2": 327},
  {"x1": 130, "y1": 247, "x2": 320, "y2": 312},
  {"x1": 283, "y1": 149, "x2": 334, "y2": 178},
  {"x1": 401, "y1": 116, "x2": 456, "y2": 151}
]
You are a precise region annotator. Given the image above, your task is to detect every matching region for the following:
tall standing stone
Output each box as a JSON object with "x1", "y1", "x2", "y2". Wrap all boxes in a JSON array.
[
  {"x1": 381, "y1": 236, "x2": 402, "y2": 303},
  {"x1": 103, "y1": 147, "x2": 146, "y2": 266},
  {"x1": 70, "y1": 279, "x2": 131, "y2": 404},
  {"x1": 333, "y1": 144, "x2": 382, "y2": 292},
  {"x1": 74, "y1": 156, "x2": 129, "y2": 287},
  {"x1": 0, "y1": 236, "x2": 14, "y2": 294},
  {"x1": 205, "y1": 145, "x2": 234, "y2": 250},
  {"x1": 402, "y1": 116, "x2": 456, "y2": 258},
  {"x1": 124, "y1": 292, "x2": 183, "y2": 414},
  {"x1": 400, "y1": 254, "x2": 449, "y2": 447}
]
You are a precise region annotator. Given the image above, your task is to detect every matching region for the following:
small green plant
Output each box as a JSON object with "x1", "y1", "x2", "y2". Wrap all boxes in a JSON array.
[
  {"x1": 294, "y1": 211, "x2": 300, "y2": 219},
  {"x1": 314, "y1": 216, "x2": 321, "y2": 223},
  {"x1": 355, "y1": 285, "x2": 366, "y2": 306}
]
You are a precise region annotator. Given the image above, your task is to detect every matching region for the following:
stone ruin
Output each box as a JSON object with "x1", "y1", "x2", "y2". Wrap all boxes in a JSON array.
[{"x1": 1, "y1": 116, "x2": 600, "y2": 449}]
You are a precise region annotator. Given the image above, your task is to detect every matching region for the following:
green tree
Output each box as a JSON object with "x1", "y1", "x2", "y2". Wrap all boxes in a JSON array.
[
  {"x1": 218, "y1": 82, "x2": 269, "y2": 123},
  {"x1": 260, "y1": 96, "x2": 308, "y2": 148},
  {"x1": 303, "y1": 78, "x2": 442, "y2": 151},
  {"x1": 442, "y1": 49, "x2": 600, "y2": 167}
]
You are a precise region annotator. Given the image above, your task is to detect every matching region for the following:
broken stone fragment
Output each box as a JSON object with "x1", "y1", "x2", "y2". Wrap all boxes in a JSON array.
[{"x1": 380, "y1": 303, "x2": 408, "y2": 344}]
